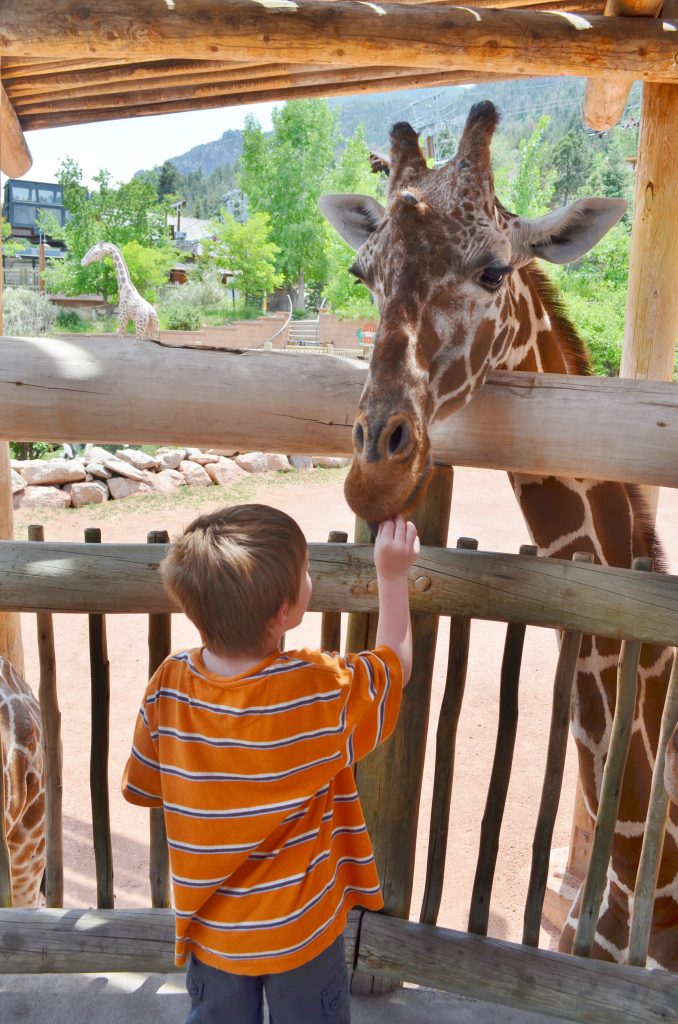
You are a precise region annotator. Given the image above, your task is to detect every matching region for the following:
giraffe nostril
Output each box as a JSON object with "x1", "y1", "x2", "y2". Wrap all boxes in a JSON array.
[
  {"x1": 354, "y1": 422, "x2": 365, "y2": 453},
  {"x1": 387, "y1": 421, "x2": 409, "y2": 457}
]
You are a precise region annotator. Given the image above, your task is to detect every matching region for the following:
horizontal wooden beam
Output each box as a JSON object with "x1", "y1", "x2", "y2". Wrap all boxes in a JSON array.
[
  {"x1": 2, "y1": 540, "x2": 678, "y2": 646},
  {"x1": 0, "y1": 79, "x2": 32, "y2": 177},
  {"x1": 0, "y1": 906, "x2": 675, "y2": 1024},
  {"x1": 356, "y1": 912, "x2": 678, "y2": 1024},
  {"x1": 2, "y1": 335, "x2": 678, "y2": 489},
  {"x1": 2, "y1": 2, "x2": 678, "y2": 85}
]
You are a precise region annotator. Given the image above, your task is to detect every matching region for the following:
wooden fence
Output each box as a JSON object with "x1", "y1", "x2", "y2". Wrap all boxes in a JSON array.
[{"x1": 1, "y1": 519, "x2": 677, "y2": 1023}]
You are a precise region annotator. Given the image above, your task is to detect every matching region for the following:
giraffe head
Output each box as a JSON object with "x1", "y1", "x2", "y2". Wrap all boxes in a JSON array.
[
  {"x1": 81, "y1": 241, "x2": 116, "y2": 267},
  {"x1": 320, "y1": 101, "x2": 627, "y2": 523}
]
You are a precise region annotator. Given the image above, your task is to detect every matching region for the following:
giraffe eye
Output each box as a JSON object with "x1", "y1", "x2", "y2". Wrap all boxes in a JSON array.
[{"x1": 478, "y1": 265, "x2": 510, "y2": 291}]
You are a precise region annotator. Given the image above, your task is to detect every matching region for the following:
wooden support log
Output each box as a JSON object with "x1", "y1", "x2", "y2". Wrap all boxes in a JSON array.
[
  {"x1": 352, "y1": 465, "x2": 453, "y2": 995},
  {"x1": 468, "y1": 545, "x2": 536, "y2": 936},
  {"x1": 5, "y1": 541, "x2": 678, "y2": 646},
  {"x1": 27, "y1": 525, "x2": 63, "y2": 908},
  {"x1": 147, "y1": 530, "x2": 171, "y2": 911},
  {"x1": 3, "y1": 2, "x2": 678, "y2": 84},
  {"x1": 583, "y1": 0, "x2": 661, "y2": 131},
  {"x1": 621, "y1": 76, "x2": 678, "y2": 516},
  {"x1": 420, "y1": 536, "x2": 478, "y2": 927},
  {"x1": 4, "y1": 336, "x2": 678, "y2": 489},
  {"x1": 0, "y1": 78, "x2": 32, "y2": 177},
  {"x1": 85, "y1": 528, "x2": 114, "y2": 910},
  {"x1": 320, "y1": 531, "x2": 348, "y2": 653}
]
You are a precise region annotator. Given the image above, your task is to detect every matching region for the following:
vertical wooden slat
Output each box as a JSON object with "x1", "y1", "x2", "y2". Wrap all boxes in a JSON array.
[
  {"x1": 147, "y1": 530, "x2": 171, "y2": 910},
  {"x1": 352, "y1": 466, "x2": 453, "y2": 994},
  {"x1": 345, "y1": 518, "x2": 376, "y2": 655},
  {"x1": 573, "y1": 558, "x2": 650, "y2": 958},
  {"x1": 627, "y1": 647, "x2": 678, "y2": 966},
  {"x1": 468, "y1": 543, "x2": 537, "y2": 936},
  {"x1": 522, "y1": 552, "x2": 592, "y2": 946},
  {"x1": 420, "y1": 535, "x2": 478, "y2": 927},
  {"x1": 28, "y1": 524, "x2": 63, "y2": 907},
  {"x1": 85, "y1": 526, "x2": 114, "y2": 909},
  {"x1": 320, "y1": 531, "x2": 348, "y2": 653}
]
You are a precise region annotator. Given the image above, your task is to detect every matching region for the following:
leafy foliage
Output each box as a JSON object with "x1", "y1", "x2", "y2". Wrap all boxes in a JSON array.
[
  {"x1": 2, "y1": 287, "x2": 57, "y2": 336},
  {"x1": 503, "y1": 115, "x2": 555, "y2": 218},
  {"x1": 202, "y1": 210, "x2": 281, "y2": 303}
]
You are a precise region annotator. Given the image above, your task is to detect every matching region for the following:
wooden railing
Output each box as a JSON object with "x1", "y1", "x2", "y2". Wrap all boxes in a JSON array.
[{"x1": 1, "y1": 530, "x2": 678, "y2": 1024}]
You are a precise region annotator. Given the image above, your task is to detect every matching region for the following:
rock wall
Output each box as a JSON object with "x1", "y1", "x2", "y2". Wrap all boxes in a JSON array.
[{"x1": 11, "y1": 445, "x2": 349, "y2": 510}]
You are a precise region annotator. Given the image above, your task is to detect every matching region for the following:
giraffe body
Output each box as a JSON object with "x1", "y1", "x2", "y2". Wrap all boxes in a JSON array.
[
  {"x1": 81, "y1": 241, "x2": 160, "y2": 340},
  {"x1": 0, "y1": 657, "x2": 45, "y2": 906},
  {"x1": 320, "y1": 102, "x2": 678, "y2": 969}
]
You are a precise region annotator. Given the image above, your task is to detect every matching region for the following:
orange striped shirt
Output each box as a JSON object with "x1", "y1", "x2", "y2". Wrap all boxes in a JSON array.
[{"x1": 122, "y1": 644, "x2": 402, "y2": 975}]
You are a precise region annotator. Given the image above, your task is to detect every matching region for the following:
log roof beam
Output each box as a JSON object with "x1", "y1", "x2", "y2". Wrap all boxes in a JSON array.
[
  {"x1": 2, "y1": 2, "x2": 678, "y2": 86},
  {"x1": 0, "y1": 78, "x2": 32, "y2": 177},
  {"x1": 583, "y1": 0, "x2": 663, "y2": 131}
]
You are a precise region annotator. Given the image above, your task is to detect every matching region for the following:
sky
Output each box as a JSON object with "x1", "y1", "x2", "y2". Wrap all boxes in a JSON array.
[{"x1": 10, "y1": 103, "x2": 278, "y2": 188}]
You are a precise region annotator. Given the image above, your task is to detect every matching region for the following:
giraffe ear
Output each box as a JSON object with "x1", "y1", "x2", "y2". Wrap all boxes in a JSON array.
[
  {"x1": 511, "y1": 197, "x2": 628, "y2": 266},
  {"x1": 318, "y1": 194, "x2": 385, "y2": 251}
]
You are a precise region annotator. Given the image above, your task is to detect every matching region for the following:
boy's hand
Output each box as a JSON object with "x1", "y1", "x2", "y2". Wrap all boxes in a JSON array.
[{"x1": 374, "y1": 515, "x2": 420, "y2": 581}]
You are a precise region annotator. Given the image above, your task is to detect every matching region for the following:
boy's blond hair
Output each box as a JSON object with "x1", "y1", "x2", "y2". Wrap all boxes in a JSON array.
[{"x1": 161, "y1": 504, "x2": 308, "y2": 657}]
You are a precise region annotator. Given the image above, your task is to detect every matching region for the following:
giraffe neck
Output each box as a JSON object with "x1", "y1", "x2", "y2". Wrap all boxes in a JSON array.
[
  {"x1": 105, "y1": 244, "x2": 131, "y2": 290},
  {"x1": 495, "y1": 266, "x2": 677, "y2": 968}
]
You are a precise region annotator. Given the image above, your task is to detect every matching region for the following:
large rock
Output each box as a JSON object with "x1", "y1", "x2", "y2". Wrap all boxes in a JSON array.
[
  {"x1": 115, "y1": 448, "x2": 160, "y2": 471},
  {"x1": 265, "y1": 453, "x2": 291, "y2": 472},
  {"x1": 19, "y1": 459, "x2": 86, "y2": 486},
  {"x1": 157, "y1": 450, "x2": 185, "y2": 471},
  {"x1": 144, "y1": 469, "x2": 185, "y2": 494},
  {"x1": 10, "y1": 470, "x2": 25, "y2": 494},
  {"x1": 102, "y1": 457, "x2": 146, "y2": 482},
  {"x1": 107, "y1": 477, "x2": 151, "y2": 500},
  {"x1": 86, "y1": 461, "x2": 113, "y2": 481},
  {"x1": 235, "y1": 452, "x2": 268, "y2": 474},
  {"x1": 205, "y1": 458, "x2": 249, "y2": 487},
  {"x1": 180, "y1": 460, "x2": 213, "y2": 487},
  {"x1": 187, "y1": 452, "x2": 220, "y2": 466},
  {"x1": 13, "y1": 485, "x2": 71, "y2": 510},
  {"x1": 62, "y1": 481, "x2": 109, "y2": 507},
  {"x1": 289, "y1": 455, "x2": 314, "y2": 471},
  {"x1": 84, "y1": 445, "x2": 116, "y2": 464}
]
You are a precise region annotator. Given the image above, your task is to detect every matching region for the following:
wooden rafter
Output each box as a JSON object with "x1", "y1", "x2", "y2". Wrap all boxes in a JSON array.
[
  {"x1": 2, "y1": 3, "x2": 678, "y2": 88},
  {"x1": 583, "y1": 0, "x2": 662, "y2": 131},
  {"x1": 0, "y1": 79, "x2": 32, "y2": 177}
]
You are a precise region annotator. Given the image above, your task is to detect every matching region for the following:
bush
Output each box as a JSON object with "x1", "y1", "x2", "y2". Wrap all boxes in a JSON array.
[
  {"x1": 557, "y1": 287, "x2": 626, "y2": 376},
  {"x1": 2, "y1": 287, "x2": 57, "y2": 336},
  {"x1": 55, "y1": 308, "x2": 86, "y2": 331},
  {"x1": 163, "y1": 304, "x2": 202, "y2": 331}
]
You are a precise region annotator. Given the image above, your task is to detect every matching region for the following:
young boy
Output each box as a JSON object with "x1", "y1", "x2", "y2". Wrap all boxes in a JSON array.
[{"x1": 122, "y1": 503, "x2": 419, "y2": 1024}]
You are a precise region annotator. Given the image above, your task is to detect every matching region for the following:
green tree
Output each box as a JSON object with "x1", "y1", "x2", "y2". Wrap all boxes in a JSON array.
[
  {"x1": 1, "y1": 216, "x2": 22, "y2": 258},
  {"x1": 202, "y1": 210, "x2": 282, "y2": 305},
  {"x1": 156, "y1": 160, "x2": 182, "y2": 200},
  {"x1": 503, "y1": 115, "x2": 555, "y2": 218},
  {"x1": 551, "y1": 121, "x2": 594, "y2": 206},
  {"x1": 120, "y1": 240, "x2": 177, "y2": 301},
  {"x1": 38, "y1": 157, "x2": 175, "y2": 300},
  {"x1": 239, "y1": 100, "x2": 338, "y2": 307},
  {"x1": 322, "y1": 125, "x2": 383, "y2": 317}
]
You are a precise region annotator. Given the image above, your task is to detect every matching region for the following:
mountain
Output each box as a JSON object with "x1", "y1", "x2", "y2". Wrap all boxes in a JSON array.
[{"x1": 166, "y1": 129, "x2": 244, "y2": 176}]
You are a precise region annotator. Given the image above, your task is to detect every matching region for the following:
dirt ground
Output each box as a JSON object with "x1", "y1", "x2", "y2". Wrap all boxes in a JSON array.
[{"x1": 13, "y1": 467, "x2": 678, "y2": 949}]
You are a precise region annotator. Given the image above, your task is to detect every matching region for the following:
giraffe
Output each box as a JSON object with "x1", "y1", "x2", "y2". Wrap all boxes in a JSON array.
[
  {"x1": 320, "y1": 101, "x2": 678, "y2": 969},
  {"x1": 0, "y1": 656, "x2": 45, "y2": 906},
  {"x1": 81, "y1": 241, "x2": 160, "y2": 340}
]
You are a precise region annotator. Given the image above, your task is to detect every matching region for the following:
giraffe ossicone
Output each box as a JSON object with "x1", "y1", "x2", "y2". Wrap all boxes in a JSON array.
[
  {"x1": 1, "y1": 657, "x2": 45, "y2": 906},
  {"x1": 81, "y1": 241, "x2": 160, "y2": 341},
  {"x1": 320, "y1": 100, "x2": 678, "y2": 970}
]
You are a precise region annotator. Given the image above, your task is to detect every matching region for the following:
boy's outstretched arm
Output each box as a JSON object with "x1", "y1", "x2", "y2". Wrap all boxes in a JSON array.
[{"x1": 374, "y1": 515, "x2": 420, "y2": 685}]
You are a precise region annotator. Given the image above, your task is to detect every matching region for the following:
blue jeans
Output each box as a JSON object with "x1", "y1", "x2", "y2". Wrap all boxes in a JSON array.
[{"x1": 185, "y1": 934, "x2": 351, "y2": 1023}]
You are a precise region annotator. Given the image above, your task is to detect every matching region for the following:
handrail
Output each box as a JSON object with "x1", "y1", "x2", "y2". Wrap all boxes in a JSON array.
[{"x1": 258, "y1": 293, "x2": 293, "y2": 348}]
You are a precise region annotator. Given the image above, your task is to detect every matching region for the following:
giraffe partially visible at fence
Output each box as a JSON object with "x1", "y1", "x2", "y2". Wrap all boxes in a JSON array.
[
  {"x1": 0, "y1": 657, "x2": 45, "y2": 906},
  {"x1": 81, "y1": 241, "x2": 160, "y2": 340},
  {"x1": 320, "y1": 101, "x2": 678, "y2": 969}
]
